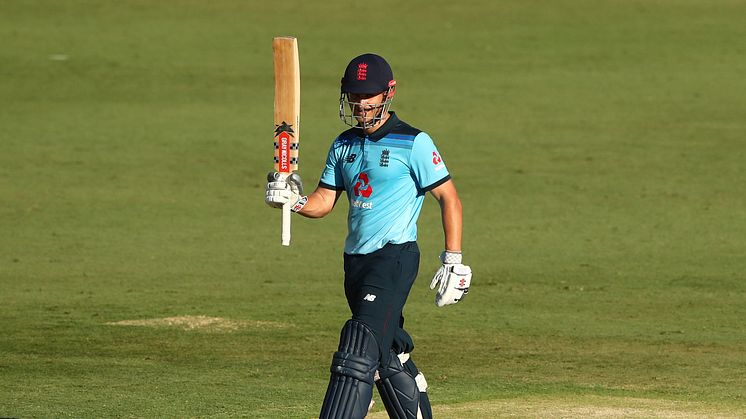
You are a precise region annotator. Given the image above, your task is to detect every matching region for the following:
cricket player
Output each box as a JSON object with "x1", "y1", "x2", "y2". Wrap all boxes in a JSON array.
[{"x1": 265, "y1": 53, "x2": 472, "y2": 419}]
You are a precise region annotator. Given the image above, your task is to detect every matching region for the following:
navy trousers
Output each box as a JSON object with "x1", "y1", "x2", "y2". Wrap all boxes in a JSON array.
[{"x1": 343, "y1": 241, "x2": 419, "y2": 365}]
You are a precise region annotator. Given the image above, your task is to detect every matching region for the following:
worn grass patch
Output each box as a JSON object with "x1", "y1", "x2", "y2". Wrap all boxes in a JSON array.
[
  {"x1": 367, "y1": 395, "x2": 745, "y2": 419},
  {"x1": 106, "y1": 315, "x2": 293, "y2": 332}
]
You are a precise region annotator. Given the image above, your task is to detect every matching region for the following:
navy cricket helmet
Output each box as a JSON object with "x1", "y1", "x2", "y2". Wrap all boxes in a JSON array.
[
  {"x1": 341, "y1": 53, "x2": 396, "y2": 94},
  {"x1": 339, "y1": 53, "x2": 397, "y2": 129}
]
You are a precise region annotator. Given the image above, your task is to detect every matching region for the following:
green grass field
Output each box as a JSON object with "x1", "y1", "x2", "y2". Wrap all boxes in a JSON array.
[{"x1": 2, "y1": 0, "x2": 745, "y2": 417}]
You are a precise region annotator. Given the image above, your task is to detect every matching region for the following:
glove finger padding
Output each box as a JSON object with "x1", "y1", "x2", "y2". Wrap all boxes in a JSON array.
[
  {"x1": 429, "y1": 266, "x2": 445, "y2": 290},
  {"x1": 265, "y1": 175, "x2": 292, "y2": 208},
  {"x1": 267, "y1": 171, "x2": 303, "y2": 193},
  {"x1": 265, "y1": 188, "x2": 291, "y2": 208},
  {"x1": 267, "y1": 181, "x2": 289, "y2": 191},
  {"x1": 267, "y1": 171, "x2": 283, "y2": 182},
  {"x1": 434, "y1": 264, "x2": 472, "y2": 307},
  {"x1": 264, "y1": 172, "x2": 307, "y2": 212},
  {"x1": 286, "y1": 172, "x2": 304, "y2": 195}
]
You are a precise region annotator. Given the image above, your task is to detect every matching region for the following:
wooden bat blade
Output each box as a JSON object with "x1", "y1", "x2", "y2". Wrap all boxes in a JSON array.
[
  {"x1": 272, "y1": 36, "x2": 300, "y2": 246},
  {"x1": 273, "y1": 36, "x2": 300, "y2": 175}
]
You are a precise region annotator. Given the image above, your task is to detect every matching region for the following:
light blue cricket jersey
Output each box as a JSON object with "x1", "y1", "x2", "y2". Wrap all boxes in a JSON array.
[{"x1": 319, "y1": 113, "x2": 451, "y2": 255}]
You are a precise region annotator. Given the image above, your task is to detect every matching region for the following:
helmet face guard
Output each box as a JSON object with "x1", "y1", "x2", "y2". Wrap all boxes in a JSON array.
[
  {"x1": 339, "y1": 53, "x2": 396, "y2": 129},
  {"x1": 339, "y1": 82, "x2": 396, "y2": 129}
]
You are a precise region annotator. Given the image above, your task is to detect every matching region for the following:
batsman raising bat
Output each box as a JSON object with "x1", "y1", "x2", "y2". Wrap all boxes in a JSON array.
[{"x1": 265, "y1": 52, "x2": 472, "y2": 419}]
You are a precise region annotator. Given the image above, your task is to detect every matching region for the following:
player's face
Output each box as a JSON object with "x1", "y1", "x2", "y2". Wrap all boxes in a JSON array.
[{"x1": 347, "y1": 92, "x2": 386, "y2": 126}]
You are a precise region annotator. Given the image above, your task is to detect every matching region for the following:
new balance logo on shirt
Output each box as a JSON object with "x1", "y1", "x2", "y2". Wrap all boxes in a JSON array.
[{"x1": 363, "y1": 294, "x2": 377, "y2": 302}]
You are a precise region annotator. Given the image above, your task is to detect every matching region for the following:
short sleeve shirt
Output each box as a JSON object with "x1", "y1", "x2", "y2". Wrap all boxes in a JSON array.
[{"x1": 319, "y1": 113, "x2": 450, "y2": 254}]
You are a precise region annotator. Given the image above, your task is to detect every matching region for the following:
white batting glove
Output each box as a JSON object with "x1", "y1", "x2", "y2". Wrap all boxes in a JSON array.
[
  {"x1": 429, "y1": 251, "x2": 472, "y2": 307},
  {"x1": 265, "y1": 171, "x2": 307, "y2": 212}
]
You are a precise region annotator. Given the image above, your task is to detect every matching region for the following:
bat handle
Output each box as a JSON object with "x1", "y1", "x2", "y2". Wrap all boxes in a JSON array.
[{"x1": 281, "y1": 201, "x2": 291, "y2": 246}]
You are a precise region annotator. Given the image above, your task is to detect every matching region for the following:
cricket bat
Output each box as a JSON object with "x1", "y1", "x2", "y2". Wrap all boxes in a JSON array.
[{"x1": 273, "y1": 36, "x2": 300, "y2": 246}]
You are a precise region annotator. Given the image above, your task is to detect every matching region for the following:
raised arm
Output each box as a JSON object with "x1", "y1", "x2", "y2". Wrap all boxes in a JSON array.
[
  {"x1": 296, "y1": 186, "x2": 343, "y2": 219},
  {"x1": 265, "y1": 173, "x2": 343, "y2": 219}
]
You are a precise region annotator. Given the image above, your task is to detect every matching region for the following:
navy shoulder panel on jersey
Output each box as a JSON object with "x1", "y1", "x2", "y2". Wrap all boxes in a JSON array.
[
  {"x1": 333, "y1": 127, "x2": 363, "y2": 147},
  {"x1": 389, "y1": 118, "x2": 421, "y2": 138},
  {"x1": 375, "y1": 117, "x2": 422, "y2": 149}
]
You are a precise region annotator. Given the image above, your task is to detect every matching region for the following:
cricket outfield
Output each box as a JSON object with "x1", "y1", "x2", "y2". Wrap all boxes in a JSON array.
[{"x1": 1, "y1": 0, "x2": 745, "y2": 417}]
